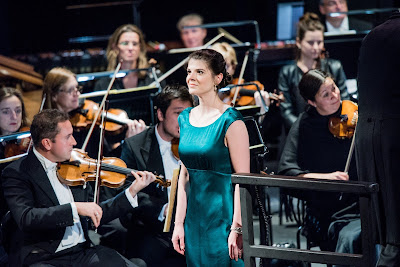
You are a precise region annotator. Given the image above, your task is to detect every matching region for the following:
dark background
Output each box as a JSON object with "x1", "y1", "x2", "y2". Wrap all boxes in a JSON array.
[{"x1": 0, "y1": 0, "x2": 398, "y2": 55}]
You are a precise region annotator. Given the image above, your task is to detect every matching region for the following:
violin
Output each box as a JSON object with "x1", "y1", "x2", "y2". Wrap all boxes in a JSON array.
[
  {"x1": 219, "y1": 79, "x2": 285, "y2": 107},
  {"x1": 220, "y1": 78, "x2": 264, "y2": 106},
  {"x1": 70, "y1": 100, "x2": 134, "y2": 135},
  {"x1": 57, "y1": 148, "x2": 171, "y2": 188},
  {"x1": 328, "y1": 100, "x2": 358, "y2": 139},
  {"x1": 3, "y1": 127, "x2": 31, "y2": 158}
]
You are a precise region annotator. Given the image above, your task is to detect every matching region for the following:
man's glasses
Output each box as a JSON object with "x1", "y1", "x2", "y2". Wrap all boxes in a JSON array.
[{"x1": 59, "y1": 85, "x2": 83, "y2": 95}]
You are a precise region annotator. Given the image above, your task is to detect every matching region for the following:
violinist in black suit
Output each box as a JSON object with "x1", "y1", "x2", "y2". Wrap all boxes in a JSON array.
[
  {"x1": 120, "y1": 85, "x2": 193, "y2": 267},
  {"x1": 1, "y1": 109, "x2": 156, "y2": 266}
]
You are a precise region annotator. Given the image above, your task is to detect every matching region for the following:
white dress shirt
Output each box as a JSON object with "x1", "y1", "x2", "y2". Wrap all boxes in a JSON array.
[
  {"x1": 326, "y1": 16, "x2": 349, "y2": 33},
  {"x1": 155, "y1": 125, "x2": 180, "y2": 221},
  {"x1": 33, "y1": 148, "x2": 85, "y2": 252}
]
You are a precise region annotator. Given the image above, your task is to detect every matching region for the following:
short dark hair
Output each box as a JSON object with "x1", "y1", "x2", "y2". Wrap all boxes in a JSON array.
[
  {"x1": 155, "y1": 84, "x2": 194, "y2": 116},
  {"x1": 186, "y1": 49, "x2": 232, "y2": 89},
  {"x1": 31, "y1": 109, "x2": 70, "y2": 149},
  {"x1": 299, "y1": 69, "x2": 330, "y2": 102}
]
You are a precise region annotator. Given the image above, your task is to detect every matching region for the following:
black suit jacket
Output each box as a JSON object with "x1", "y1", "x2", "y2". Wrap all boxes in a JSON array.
[
  {"x1": 120, "y1": 126, "x2": 168, "y2": 233},
  {"x1": 1, "y1": 151, "x2": 134, "y2": 265}
]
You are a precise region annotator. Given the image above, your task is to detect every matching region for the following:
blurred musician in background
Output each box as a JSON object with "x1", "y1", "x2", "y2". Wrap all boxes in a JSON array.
[
  {"x1": 319, "y1": 0, "x2": 372, "y2": 33},
  {"x1": 43, "y1": 67, "x2": 145, "y2": 157},
  {"x1": 278, "y1": 12, "x2": 349, "y2": 131},
  {"x1": 0, "y1": 87, "x2": 30, "y2": 266},
  {"x1": 0, "y1": 87, "x2": 29, "y2": 158},
  {"x1": 177, "y1": 13, "x2": 207, "y2": 48},
  {"x1": 94, "y1": 24, "x2": 164, "y2": 123}
]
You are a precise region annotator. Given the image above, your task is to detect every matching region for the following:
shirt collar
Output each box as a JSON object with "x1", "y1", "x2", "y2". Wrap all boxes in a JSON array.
[
  {"x1": 33, "y1": 147, "x2": 58, "y2": 173},
  {"x1": 155, "y1": 124, "x2": 171, "y2": 148},
  {"x1": 326, "y1": 16, "x2": 349, "y2": 32}
]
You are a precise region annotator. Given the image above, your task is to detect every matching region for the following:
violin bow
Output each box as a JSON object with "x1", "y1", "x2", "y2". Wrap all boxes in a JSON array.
[
  {"x1": 344, "y1": 123, "x2": 357, "y2": 173},
  {"x1": 81, "y1": 61, "x2": 121, "y2": 209},
  {"x1": 231, "y1": 51, "x2": 249, "y2": 106},
  {"x1": 81, "y1": 61, "x2": 122, "y2": 151}
]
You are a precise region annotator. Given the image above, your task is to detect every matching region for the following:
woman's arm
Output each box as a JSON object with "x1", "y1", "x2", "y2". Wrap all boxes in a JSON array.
[
  {"x1": 225, "y1": 120, "x2": 250, "y2": 261},
  {"x1": 299, "y1": 171, "x2": 349, "y2": 180},
  {"x1": 171, "y1": 163, "x2": 189, "y2": 255}
]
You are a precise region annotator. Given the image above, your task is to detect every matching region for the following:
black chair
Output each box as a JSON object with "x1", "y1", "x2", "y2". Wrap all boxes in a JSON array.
[{"x1": 1, "y1": 210, "x2": 24, "y2": 266}]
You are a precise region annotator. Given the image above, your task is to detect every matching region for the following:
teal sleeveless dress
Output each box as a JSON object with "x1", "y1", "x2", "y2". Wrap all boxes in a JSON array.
[{"x1": 178, "y1": 107, "x2": 245, "y2": 267}]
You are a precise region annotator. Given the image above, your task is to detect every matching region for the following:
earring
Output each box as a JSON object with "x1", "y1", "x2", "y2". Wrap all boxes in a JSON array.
[{"x1": 215, "y1": 84, "x2": 218, "y2": 91}]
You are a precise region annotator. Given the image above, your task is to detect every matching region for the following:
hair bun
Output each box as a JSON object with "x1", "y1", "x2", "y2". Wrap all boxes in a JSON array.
[{"x1": 300, "y1": 12, "x2": 321, "y2": 23}]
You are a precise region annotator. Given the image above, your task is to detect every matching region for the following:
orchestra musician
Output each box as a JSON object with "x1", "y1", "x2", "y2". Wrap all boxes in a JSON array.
[
  {"x1": 0, "y1": 87, "x2": 30, "y2": 160},
  {"x1": 172, "y1": 49, "x2": 250, "y2": 266},
  {"x1": 177, "y1": 13, "x2": 207, "y2": 48},
  {"x1": 278, "y1": 12, "x2": 350, "y2": 131},
  {"x1": 116, "y1": 85, "x2": 194, "y2": 266},
  {"x1": 1, "y1": 109, "x2": 156, "y2": 266},
  {"x1": 43, "y1": 67, "x2": 146, "y2": 157},
  {"x1": 278, "y1": 69, "x2": 360, "y2": 255},
  {"x1": 94, "y1": 24, "x2": 165, "y2": 124},
  {"x1": 0, "y1": 86, "x2": 30, "y2": 266},
  {"x1": 319, "y1": 0, "x2": 372, "y2": 33}
]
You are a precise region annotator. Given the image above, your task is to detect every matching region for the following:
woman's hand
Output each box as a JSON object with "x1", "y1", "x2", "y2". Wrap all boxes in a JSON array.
[
  {"x1": 324, "y1": 171, "x2": 349, "y2": 180},
  {"x1": 301, "y1": 171, "x2": 349, "y2": 180},
  {"x1": 228, "y1": 230, "x2": 243, "y2": 261},
  {"x1": 172, "y1": 223, "x2": 185, "y2": 255},
  {"x1": 254, "y1": 91, "x2": 271, "y2": 113}
]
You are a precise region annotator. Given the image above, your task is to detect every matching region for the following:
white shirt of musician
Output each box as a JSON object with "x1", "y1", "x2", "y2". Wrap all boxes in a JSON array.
[
  {"x1": 33, "y1": 147, "x2": 139, "y2": 252},
  {"x1": 155, "y1": 125, "x2": 179, "y2": 221},
  {"x1": 326, "y1": 16, "x2": 349, "y2": 32},
  {"x1": 33, "y1": 147, "x2": 85, "y2": 252}
]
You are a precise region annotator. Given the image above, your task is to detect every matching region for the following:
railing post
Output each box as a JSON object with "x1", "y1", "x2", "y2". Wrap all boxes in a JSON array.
[{"x1": 240, "y1": 187, "x2": 256, "y2": 267}]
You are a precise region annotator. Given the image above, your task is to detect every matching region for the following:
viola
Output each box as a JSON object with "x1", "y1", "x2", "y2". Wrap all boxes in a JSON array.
[
  {"x1": 328, "y1": 100, "x2": 358, "y2": 139},
  {"x1": 3, "y1": 127, "x2": 32, "y2": 158},
  {"x1": 57, "y1": 148, "x2": 171, "y2": 188},
  {"x1": 70, "y1": 100, "x2": 134, "y2": 135},
  {"x1": 171, "y1": 137, "x2": 179, "y2": 160}
]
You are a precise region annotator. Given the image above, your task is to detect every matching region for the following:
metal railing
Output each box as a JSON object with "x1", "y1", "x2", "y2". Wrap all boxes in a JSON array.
[{"x1": 232, "y1": 173, "x2": 379, "y2": 266}]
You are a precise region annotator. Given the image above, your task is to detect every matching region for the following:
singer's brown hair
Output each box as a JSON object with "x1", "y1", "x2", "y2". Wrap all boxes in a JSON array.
[{"x1": 186, "y1": 49, "x2": 232, "y2": 90}]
